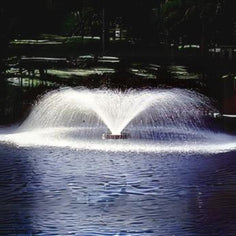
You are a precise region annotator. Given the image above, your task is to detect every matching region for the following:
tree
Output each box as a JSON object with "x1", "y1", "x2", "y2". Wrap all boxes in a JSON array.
[{"x1": 159, "y1": 0, "x2": 235, "y2": 54}]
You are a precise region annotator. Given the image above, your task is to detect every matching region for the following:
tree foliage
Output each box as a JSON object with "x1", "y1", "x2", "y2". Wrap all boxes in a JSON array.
[
  {"x1": 160, "y1": 0, "x2": 236, "y2": 45},
  {"x1": 0, "y1": 0, "x2": 235, "y2": 46}
]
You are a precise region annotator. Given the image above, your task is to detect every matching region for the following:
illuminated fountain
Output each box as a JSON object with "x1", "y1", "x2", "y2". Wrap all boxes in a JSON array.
[
  {"x1": 19, "y1": 87, "x2": 214, "y2": 137},
  {"x1": 0, "y1": 87, "x2": 235, "y2": 153}
]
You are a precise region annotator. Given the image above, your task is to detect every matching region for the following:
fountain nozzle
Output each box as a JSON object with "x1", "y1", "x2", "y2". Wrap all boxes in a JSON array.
[{"x1": 102, "y1": 132, "x2": 130, "y2": 140}]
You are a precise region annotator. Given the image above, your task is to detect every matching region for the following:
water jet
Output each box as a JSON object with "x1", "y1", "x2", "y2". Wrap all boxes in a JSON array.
[
  {"x1": 19, "y1": 87, "x2": 216, "y2": 138},
  {"x1": 1, "y1": 87, "x2": 233, "y2": 153}
]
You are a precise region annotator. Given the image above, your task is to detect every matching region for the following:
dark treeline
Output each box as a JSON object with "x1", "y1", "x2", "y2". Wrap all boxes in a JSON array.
[
  {"x1": 0, "y1": 1, "x2": 235, "y2": 41},
  {"x1": 0, "y1": 0, "x2": 235, "y2": 62},
  {"x1": 160, "y1": 0, "x2": 236, "y2": 54},
  {"x1": 0, "y1": 0, "x2": 158, "y2": 37}
]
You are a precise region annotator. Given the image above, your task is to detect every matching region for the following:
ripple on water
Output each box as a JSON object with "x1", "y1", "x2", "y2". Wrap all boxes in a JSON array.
[{"x1": 0, "y1": 146, "x2": 235, "y2": 234}]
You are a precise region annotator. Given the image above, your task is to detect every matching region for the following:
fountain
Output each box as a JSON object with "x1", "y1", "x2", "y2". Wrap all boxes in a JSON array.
[
  {"x1": 1, "y1": 87, "x2": 235, "y2": 153},
  {"x1": 19, "y1": 87, "x2": 215, "y2": 137},
  {"x1": 0, "y1": 88, "x2": 235, "y2": 236}
]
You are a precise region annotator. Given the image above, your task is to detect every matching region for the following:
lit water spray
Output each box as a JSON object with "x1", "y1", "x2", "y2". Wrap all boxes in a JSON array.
[
  {"x1": 0, "y1": 87, "x2": 235, "y2": 153},
  {"x1": 19, "y1": 87, "x2": 214, "y2": 135}
]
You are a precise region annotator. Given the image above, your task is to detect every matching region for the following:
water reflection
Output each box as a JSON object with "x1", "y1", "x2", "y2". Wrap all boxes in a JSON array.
[
  {"x1": 0, "y1": 144, "x2": 235, "y2": 235},
  {"x1": 0, "y1": 145, "x2": 34, "y2": 235}
]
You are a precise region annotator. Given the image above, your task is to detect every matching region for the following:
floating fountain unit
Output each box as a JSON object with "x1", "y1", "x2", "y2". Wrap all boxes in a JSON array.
[
  {"x1": 102, "y1": 132, "x2": 130, "y2": 140},
  {"x1": 18, "y1": 87, "x2": 219, "y2": 143}
]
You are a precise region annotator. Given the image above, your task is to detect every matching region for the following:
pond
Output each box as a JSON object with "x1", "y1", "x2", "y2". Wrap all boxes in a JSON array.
[
  {"x1": 0, "y1": 86, "x2": 236, "y2": 235},
  {"x1": 0, "y1": 57, "x2": 236, "y2": 235},
  {"x1": 0, "y1": 145, "x2": 235, "y2": 235}
]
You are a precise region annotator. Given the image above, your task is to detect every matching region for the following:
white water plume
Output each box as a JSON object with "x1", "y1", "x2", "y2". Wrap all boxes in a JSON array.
[
  {"x1": 19, "y1": 87, "x2": 215, "y2": 136},
  {"x1": 1, "y1": 87, "x2": 235, "y2": 153}
]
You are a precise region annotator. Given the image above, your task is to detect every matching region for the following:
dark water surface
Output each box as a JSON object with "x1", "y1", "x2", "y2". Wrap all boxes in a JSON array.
[{"x1": 0, "y1": 144, "x2": 235, "y2": 235}]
